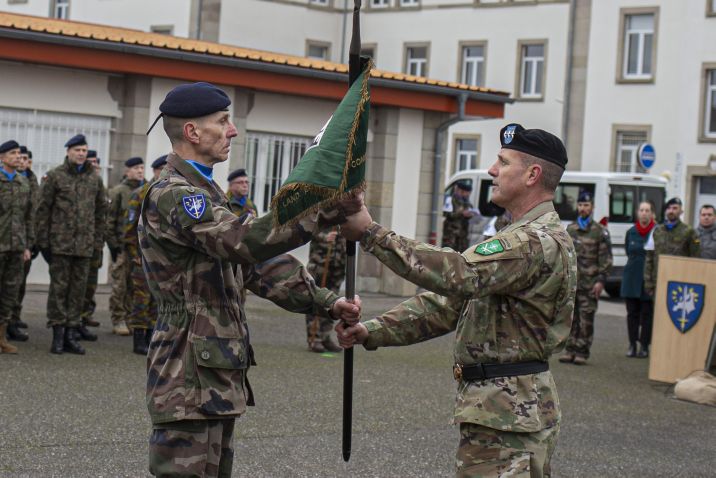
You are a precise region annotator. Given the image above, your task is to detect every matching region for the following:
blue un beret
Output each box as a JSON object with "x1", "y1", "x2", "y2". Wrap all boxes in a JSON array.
[
  {"x1": 125, "y1": 156, "x2": 144, "y2": 168},
  {"x1": 0, "y1": 140, "x2": 20, "y2": 154},
  {"x1": 151, "y1": 155, "x2": 168, "y2": 169},
  {"x1": 227, "y1": 168, "x2": 248, "y2": 182},
  {"x1": 499, "y1": 123, "x2": 567, "y2": 170},
  {"x1": 65, "y1": 134, "x2": 87, "y2": 149}
]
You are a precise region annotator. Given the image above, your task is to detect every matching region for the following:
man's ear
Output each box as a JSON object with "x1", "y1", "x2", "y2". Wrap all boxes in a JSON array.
[
  {"x1": 183, "y1": 121, "x2": 200, "y2": 144},
  {"x1": 526, "y1": 164, "x2": 542, "y2": 187}
]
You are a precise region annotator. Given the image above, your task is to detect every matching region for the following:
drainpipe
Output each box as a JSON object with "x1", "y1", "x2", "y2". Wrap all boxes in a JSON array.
[
  {"x1": 195, "y1": 0, "x2": 204, "y2": 41},
  {"x1": 562, "y1": 0, "x2": 577, "y2": 149},
  {"x1": 340, "y1": 0, "x2": 348, "y2": 64},
  {"x1": 429, "y1": 93, "x2": 467, "y2": 245}
]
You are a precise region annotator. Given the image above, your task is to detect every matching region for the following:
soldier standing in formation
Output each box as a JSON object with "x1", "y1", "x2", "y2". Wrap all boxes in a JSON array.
[
  {"x1": 0, "y1": 141, "x2": 34, "y2": 354},
  {"x1": 106, "y1": 157, "x2": 145, "y2": 336},
  {"x1": 227, "y1": 168, "x2": 258, "y2": 219},
  {"x1": 35, "y1": 134, "x2": 107, "y2": 355},
  {"x1": 697, "y1": 204, "x2": 716, "y2": 259},
  {"x1": 442, "y1": 180, "x2": 475, "y2": 252},
  {"x1": 560, "y1": 191, "x2": 612, "y2": 365},
  {"x1": 7, "y1": 145, "x2": 38, "y2": 341},
  {"x1": 140, "y1": 82, "x2": 362, "y2": 476},
  {"x1": 305, "y1": 226, "x2": 346, "y2": 353},
  {"x1": 124, "y1": 154, "x2": 166, "y2": 355},
  {"x1": 338, "y1": 124, "x2": 577, "y2": 477}
]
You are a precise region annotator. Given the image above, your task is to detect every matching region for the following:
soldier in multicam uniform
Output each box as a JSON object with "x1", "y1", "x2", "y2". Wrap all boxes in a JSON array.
[
  {"x1": 140, "y1": 82, "x2": 362, "y2": 477},
  {"x1": 124, "y1": 155, "x2": 166, "y2": 355},
  {"x1": 35, "y1": 134, "x2": 107, "y2": 355},
  {"x1": 442, "y1": 181, "x2": 475, "y2": 252},
  {"x1": 0, "y1": 140, "x2": 34, "y2": 354},
  {"x1": 559, "y1": 191, "x2": 612, "y2": 365},
  {"x1": 305, "y1": 226, "x2": 346, "y2": 353},
  {"x1": 227, "y1": 168, "x2": 258, "y2": 219},
  {"x1": 339, "y1": 123, "x2": 577, "y2": 478},
  {"x1": 7, "y1": 145, "x2": 38, "y2": 341},
  {"x1": 106, "y1": 156, "x2": 145, "y2": 336}
]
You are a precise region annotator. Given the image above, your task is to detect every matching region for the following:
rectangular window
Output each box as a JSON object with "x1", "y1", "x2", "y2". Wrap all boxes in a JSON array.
[
  {"x1": 371, "y1": 0, "x2": 390, "y2": 7},
  {"x1": 622, "y1": 13, "x2": 655, "y2": 80},
  {"x1": 615, "y1": 130, "x2": 648, "y2": 173},
  {"x1": 461, "y1": 45, "x2": 485, "y2": 87},
  {"x1": 151, "y1": 25, "x2": 174, "y2": 35},
  {"x1": 306, "y1": 42, "x2": 330, "y2": 60},
  {"x1": 309, "y1": 0, "x2": 329, "y2": 5},
  {"x1": 610, "y1": 185, "x2": 637, "y2": 223},
  {"x1": 519, "y1": 42, "x2": 545, "y2": 99},
  {"x1": 405, "y1": 45, "x2": 428, "y2": 77},
  {"x1": 53, "y1": 0, "x2": 70, "y2": 19},
  {"x1": 553, "y1": 183, "x2": 596, "y2": 221},
  {"x1": 705, "y1": 69, "x2": 716, "y2": 137},
  {"x1": 400, "y1": 0, "x2": 419, "y2": 6},
  {"x1": 454, "y1": 138, "x2": 478, "y2": 173},
  {"x1": 710, "y1": 0, "x2": 716, "y2": 16}
]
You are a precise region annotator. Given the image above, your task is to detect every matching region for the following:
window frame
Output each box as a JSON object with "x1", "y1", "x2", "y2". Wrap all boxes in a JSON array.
[
  {"x1": 457, "y1": 40, "x2": 488, "y2": 87},
  {"x1": 616, "y1": 7, "x2": 659, "y2": 84},
  {"x1": 308, "y1": 0, "x2": 332, "y2": 7},
  {"x1": 514, "y1": 39, "x2": 547, "y2": 101},
  {"x1": 368, "y1": 0, "x2": 391, "y2": 9},
  {"x1": 150, "y1": 24, "x2": 175, "y2": 35},
  {"x1": 399, "y1": 0, "x2": 420, "y2": 7},
  {"x1": 698, "y1": 63, "x2": 716, "y2": 143},
  {"x1": 403, "y1": 42, "x2": 430, "y2": 78},
  {"x1": 609, "y1": 124, "x2": 652, "y2": 173},
  {"x1": 305, "y1": 40, "x2": 332, "y2": 61},
  {"x1": 707, "y1": 0, "x2": 716, "y2": 17},
  {"x1": 51, "y1": 0, "x2": 70, "y2": 19},
  {"x1": 360, "y1": 43, "x2": 378, "y2": 64},
  {"x1": 452, "y1": 134, "x2": 481, "y2": 174}
]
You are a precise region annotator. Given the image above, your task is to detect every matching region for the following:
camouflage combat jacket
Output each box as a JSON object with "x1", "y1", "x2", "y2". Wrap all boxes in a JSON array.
[
  {"x1": 21, "y1": 169, "x2": 40, "y2": 208},
  {"x1": 36, "y1": 158, "x2": 107, "y2": 257},
  {"x1": 361, "y1": 201, "x2": 577, "y2": 433},
  {"x1": 123, "y1": 181, "x2": 152, "y2": 261},
  {"x1": 107, "y1": 177, "x2": 143, "y2": 250},
  {"x1": 644, "y1": 221, "x2": 700, "y2": 291},
  {"x1": 139, "y1": 154, "x2": 342, "y2": 425},
  {"x1": 566, "y1": 219, "x2": 613, "y2": 291},
  {"x1": 228, "y1": 193, "x2": 258, "y2": 219},
  {"x1": 442, "y1": 193, "x2": 473, "y2": 251},
  {"x1": 0, "y1": 171, "x2": 34, "y2": 252},
  {"x1": 307, "y1": 227, "x2": 347, "y2": 288}
]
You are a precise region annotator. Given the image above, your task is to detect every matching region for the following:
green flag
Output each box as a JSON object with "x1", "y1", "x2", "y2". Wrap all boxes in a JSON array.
[{"x1": 271, "y1": 60, "x2": 372, "y2": 227}]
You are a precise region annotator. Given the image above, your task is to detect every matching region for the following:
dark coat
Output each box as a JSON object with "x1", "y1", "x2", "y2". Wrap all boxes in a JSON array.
[{"x1": 621, "y1": 226, "x2": 651, "y2": 300}]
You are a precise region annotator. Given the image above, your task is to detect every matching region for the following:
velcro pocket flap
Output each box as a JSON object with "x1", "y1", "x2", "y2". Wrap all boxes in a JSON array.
[{"x1": 193, "y1": 336, "x2": 247, "y2": 370}]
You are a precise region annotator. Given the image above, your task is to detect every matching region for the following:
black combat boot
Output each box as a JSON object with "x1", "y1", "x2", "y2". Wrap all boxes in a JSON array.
[
  {"x1": 144, "y1": 328, "x2": 154, "y2": 349},
  {"x1": 16, "y1": 319, "x2": 29, "y2": 329},
  {"x1": 50, "y1": 325, "x2": 64, "y2": 354},
  {"x1": 6, "y1": 323, "x2": 29, "y2": 342},
  {"x1": 133, "y1": 329, "x2": 148, "y2": 355},
  {"x1": 626, "y1": 343, "x2": 637, "y2": 358},
  {"x1": 63, "y1": 327, "x2": 86, "y2": 355},
  {"x1": 76, "y1": 324, "x2": 98, "y2": 342}
]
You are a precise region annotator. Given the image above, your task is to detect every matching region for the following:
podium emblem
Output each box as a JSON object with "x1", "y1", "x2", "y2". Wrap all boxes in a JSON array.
[{"x1": 666, "y1": 281, "x2": 705, "y2": 333}]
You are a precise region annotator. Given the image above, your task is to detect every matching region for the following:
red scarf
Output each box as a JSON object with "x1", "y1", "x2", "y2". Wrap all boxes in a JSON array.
[{"x1": 635, "y1": 219, "x2": 655, "y2": 238}]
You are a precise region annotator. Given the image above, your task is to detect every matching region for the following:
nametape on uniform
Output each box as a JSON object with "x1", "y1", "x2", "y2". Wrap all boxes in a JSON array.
[
  {"x1": 182, "y1": 194, "x2": 206, "y2": 219},
  {"x1": 475, "y1": 239, "x2": 504, "y2": 255}
]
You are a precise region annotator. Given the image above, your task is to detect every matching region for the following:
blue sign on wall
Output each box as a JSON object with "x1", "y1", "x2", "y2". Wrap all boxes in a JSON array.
[{"x1": 638, "y1": 143, "x2": 656, "y2": 170}]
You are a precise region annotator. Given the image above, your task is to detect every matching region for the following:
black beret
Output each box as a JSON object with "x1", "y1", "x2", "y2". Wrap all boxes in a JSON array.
[
  {"x1": 578, "y1": 190, "x2": 593, "y2": 203},
  {"x1": 87, "y1": 150, "x2": 97, "y2": 159},
  {"x1": 151, "y1": 155, "x2": 168, "y2": 169},
  {"x1": 19, "y1": 145, "x2": 28, "y2": 154},
  {"x1": 456, "y1": 181, "x2": 472, "y2": 192},
  {"x1": 0, "y1": 140, "x2": 20, "y2": 154},
  {"x1": 64, "y1": 134, "x2": 87, "y2": 149},
  {"x1": 666, "y1": 197, "x2": 683, "y2": 207},
  {"x1": 499, "y1": 123, "x2": 568, "y2": 169},
  {"x1": 161, "y1": 82, "x2": 231, "y2": 118},
  {"x1": 227, "y1": 168, "x2": 248, "y2": 182},
  {"x1": 125, "y1": 157, "x2": 144, "y2": 168},
  {"x1": 27, "y1": 150, "x2": 32, "y2": 159}
]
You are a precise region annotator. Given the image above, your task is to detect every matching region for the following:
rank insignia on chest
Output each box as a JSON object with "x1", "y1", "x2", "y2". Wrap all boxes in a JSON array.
[
  {"x1": 667, "y1": 281, "x2": 705, "y2": 333},
  {"x1": 182, "y1": 194, "x2": 206, "y2": 219},
  {"x1": 475, "y1": 239, "x2": 504, "y2": 255}
]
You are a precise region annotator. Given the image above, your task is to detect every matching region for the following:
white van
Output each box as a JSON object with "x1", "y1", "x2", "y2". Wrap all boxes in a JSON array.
[{"x1": 445, "y1": 170, "x2": 668, "y2": 296}]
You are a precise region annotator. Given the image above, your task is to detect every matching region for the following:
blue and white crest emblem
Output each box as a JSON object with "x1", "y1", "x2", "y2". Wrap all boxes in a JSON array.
[
  {"x1": 503, "y1": 125, "x2": 517, "y2": 145},
  {"x1": 182, "y1": 194, "x2": 206, "y2": 220},
  {"x1": 666, "y1": 281, "x2": 705, "y2": 333}
]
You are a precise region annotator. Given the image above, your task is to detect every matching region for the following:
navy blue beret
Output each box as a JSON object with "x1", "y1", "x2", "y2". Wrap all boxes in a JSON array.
[
  {"x1": 578, "y1": 191, "x2": 593, "y2": 203},
  {"x1": 151, "y1": 155, "x2": 168, "y2": 169},
  {"x1": 227, "y1": 168, "x2": 248, "y2": 182},
  {"x1": 0, "y1": 140, "x2": 20, "y2": 154},
  {"x1": 499, "y1": 123, "x2": 567, "y2": 170},
  {"x1": 125, "y1": 156, "x2": 144, "y2": 168},
  {"x1": 456, "y1": 181, "x2": 472, "y2": 192},
  {"x1": 65, "y1": 134, "x2": 87, "y2": 149},
  {"x1": 19, "y1": 145, "x2": 28, "y2": 154},
  {"x1": 666, "y1": 197, "x2": 682, "y2": 207},
  {"x1": 161, "y1": 82, "x2": 231, "y2": 118}
]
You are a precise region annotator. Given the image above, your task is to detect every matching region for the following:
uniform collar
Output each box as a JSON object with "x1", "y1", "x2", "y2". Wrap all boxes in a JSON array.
[
  {"x1": 0, "y1": 168, "x2": 17, "y2": 181},
  {"x1": 63, "y1": 157, "x2": 89, "y2": 175},
  {"x1": 511, "y1": 201, "x2": 556, "y2": 227},
  {"x1": 167, "y1": 153, "x2": 227, "y2": 205}
]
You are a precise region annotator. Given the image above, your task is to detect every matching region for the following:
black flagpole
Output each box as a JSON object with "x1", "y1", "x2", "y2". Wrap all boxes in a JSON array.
[{"x1": 343, "y1": 0, "x2": 362, "y2": 463}]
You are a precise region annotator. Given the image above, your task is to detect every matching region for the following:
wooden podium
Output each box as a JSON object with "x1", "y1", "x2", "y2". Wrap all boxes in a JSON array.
[{"x1": 649, "y1": 256, "x2": 716, "y2": 383}]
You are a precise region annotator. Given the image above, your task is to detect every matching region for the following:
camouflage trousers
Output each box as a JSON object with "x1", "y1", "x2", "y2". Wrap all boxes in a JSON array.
[
  {"x1": 149, "y1": 418, "x2": 235, "y2": 478},
  {"x1": 126, "y1": 255, "x2": 156, "y2": 331},
  {"x1": 565, "y1": 290, "x2": 597, "y2": 358},
  {"x1": 10, "y1": 255, "x2": 32, "y2": 324},
  {"x1": 0, "y1": 252, "x2": 24, "y2": 326},
  {"x1": 456, "y1": 423, "x2": 560, "y2": 478},
  {"x1": 304, "y1": 275, "x2": 343, "y2": 346},
  {"x1": 47, "y1": 254, "x2": 90, "y2": 328},
  {"x1": 81, "y1": 248, "x2": 103, "y2": 323},
  {"x1": 109, "y1": 251, "x2": 131, "y2": 326}
]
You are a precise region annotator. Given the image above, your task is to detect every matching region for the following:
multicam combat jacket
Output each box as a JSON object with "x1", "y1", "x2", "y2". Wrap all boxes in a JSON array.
[
  {"x1": 0, "y1": 172, "x2": 34, "y2": 252},
  {"x1": 138, "y1": 154, "x2": 343, "y2": 425},
  {"x1": 361, "y1": 201, "x2": 577, "y2": 433},
  {"x1": 566, "y1": 219, "x2": 612, "y2": 291}
]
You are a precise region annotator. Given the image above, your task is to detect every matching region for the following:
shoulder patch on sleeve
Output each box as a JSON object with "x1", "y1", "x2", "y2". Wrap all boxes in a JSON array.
[
  {"x1": 463, "y1": 232, "x2": 524, "y2": 263},
  {"x1": 170, "y1": 186, "x2": 214, "y2": 227},
  {"x1": 475, "y1": 238, "x2": 504, "y2": 256}
]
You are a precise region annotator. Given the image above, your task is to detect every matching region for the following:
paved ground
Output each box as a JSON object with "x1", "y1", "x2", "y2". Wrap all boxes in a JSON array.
[{"x1": 0, "y1": 286, "x2": 714, "y2": 477}]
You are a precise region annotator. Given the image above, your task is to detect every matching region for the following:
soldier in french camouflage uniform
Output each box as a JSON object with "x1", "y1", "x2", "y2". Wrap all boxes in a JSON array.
[
  {"x1": 696, "y1": 204, "x2": 716, "y2": 260},
  {"x1": 339, "y1": 124, "x2": 577, "y2": 478},
  {"x1": 559, "y1": 192, "x2": 612, "y2": 365},
  {"x1": 305, "y1": 226, "x2": 346, "y2": 353},
  {"x1": 0, "y1": 140, "x2": 34, "y2": 354},
  {"x1": 106, "y1": 156, "x2": 145, "y2": 336},
  {"x1": 7, "y1": 145, "x2": 38, "y2": 341},
  {"x1": 124, "y1": 155, "x2": 166, "y2": 355},
  {"x1": 36, "y1": 134, "x2": 107, "y2": 355},
  {"x1": 141, "y1": 82, "x2": 362, "y2": 477},
  {"x1": 442, "y1": 181, "x2": 475, "y2": 252},
  {"x1": 227, "y1": 168, "x2": 258, "y2": 219}
]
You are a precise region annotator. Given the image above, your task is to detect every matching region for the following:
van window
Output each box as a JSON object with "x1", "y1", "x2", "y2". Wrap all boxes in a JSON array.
[
  {"x1": 638, "y1": 186, "x2": 665, "y2": 222},
  {"x1": 554, "y1": 183, "x2": 595, "y2": 221},
  {"x1": 476, "y1": 179, "x2": 505, "y2": 217},
  {"x1": 610, "y1": 185, "x2": 637, "y2": 223}
]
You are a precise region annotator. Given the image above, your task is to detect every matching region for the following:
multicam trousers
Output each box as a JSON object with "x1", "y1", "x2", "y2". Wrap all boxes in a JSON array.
[
  {"x1": 109, "y1": 251, "x2": 131, "y2": 326},
  {"x1": 149, "y1": 418, "x2": 235, "y2": 478},
  {"x1": 0, "y1": 252, "x2": 24, "y2": 326},
  {"x1": 456, "y1": 423, "x2": 559, "y2": 478},
  {"x1": 565, "y1": 290, "x2": 597, "y2": 359},
  {"x1": 47, "y1": 254, "x2": 90, "y2": 328},
  {"x1": 10, "y1": 256, "x2": 32, "y2": 325},
  {"x1": 81, "y1": 248, "x2": 103, "y2": 324}
]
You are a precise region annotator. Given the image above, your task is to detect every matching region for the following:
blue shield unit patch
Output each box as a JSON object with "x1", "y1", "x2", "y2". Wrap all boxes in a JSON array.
[
  {"x1": 182, "y1": 194, "x2": 206, "y2": 220},
  {"x1": 503, "y1": 125, "x2": 517, "y2": 145},
  {"x1": 666, "y1": 281, "x2": 705, "y2": 333}
]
